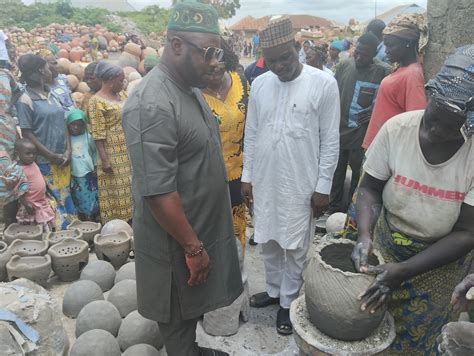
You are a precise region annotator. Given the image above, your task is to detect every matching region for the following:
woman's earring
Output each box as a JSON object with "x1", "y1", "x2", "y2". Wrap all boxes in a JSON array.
[{"x1": 406, "y1": 44, "x2": 410, "y2": 48}]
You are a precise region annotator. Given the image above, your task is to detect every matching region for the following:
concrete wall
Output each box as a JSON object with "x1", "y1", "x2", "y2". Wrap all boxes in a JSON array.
[{"x1": 424, "y1": 0, "x2": 474, "y2": 81}]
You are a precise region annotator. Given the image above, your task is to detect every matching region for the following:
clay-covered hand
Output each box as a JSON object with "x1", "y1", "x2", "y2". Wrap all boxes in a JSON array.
[
  {"x1": 185, "y1": 249, "x2": 211, "y2": 287},
  {"x1": 241, "y1": 182, "x2": 253, "y2": 209},
  {"x1": 359, "y1": 263, "x2": 406, "y2": 314},
  {"x1": 351, "y1": 237, "x2": 373, "y2": 273},
  {"x1": 451, "y1": 273, "x2": 474, "y2": 312},
  {"x1": 311, "y1": 192, "x2": 329, "y2": 218}
]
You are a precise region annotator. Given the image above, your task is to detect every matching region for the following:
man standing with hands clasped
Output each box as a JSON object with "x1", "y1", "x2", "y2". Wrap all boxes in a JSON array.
[
  {"x1": 241, "y1": 16, "x2": 340, "y2": 335},
  {"x1": 123, "y1": 1, "x2": 242, "y2": 355}
]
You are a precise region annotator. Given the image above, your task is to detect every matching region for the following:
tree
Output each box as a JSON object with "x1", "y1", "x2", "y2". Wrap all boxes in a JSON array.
[{"x1": 171, "y1": 0, "x2": 240, "y2": 19}]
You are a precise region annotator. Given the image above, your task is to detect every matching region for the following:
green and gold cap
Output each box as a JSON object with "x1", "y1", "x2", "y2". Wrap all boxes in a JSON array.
[{"x1": 168, "y1": 0, "x2": 220, "y2": 35}]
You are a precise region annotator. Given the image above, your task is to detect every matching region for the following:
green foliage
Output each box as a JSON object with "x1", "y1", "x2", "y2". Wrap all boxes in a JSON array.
[
  {"x1": 171, "y1": 0, "x2": 241, "y2": 19},
  {"x1": 119, "y1": 6, "x2": 172, "y2": 34},
  {"x1": 0, "y1": 0, "x2": 171, "y2": 34}
]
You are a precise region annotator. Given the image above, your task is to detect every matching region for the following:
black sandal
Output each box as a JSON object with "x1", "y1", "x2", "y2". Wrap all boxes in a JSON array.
[
  {"x1": 199, "y1": 346, "x2": 229, "y2": 356},
  {"x1": 276, "y1": 307, "x2": 293, "y2": 335},
  {"x1": 250, "y1": 292, "x2": 280, "y2": 308},
  {"x1": 249, "y1": 234, "x2": 258, "y2": 246}
]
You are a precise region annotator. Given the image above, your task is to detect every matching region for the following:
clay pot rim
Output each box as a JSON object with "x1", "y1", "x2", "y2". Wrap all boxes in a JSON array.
[
  {"x1": 94, "y1": 231, "x2": 131, "y2": 245},
  {"x1": 0, "y1": 241, "x2": 7, "y2": 252},
  {"x1": 68, "y1": 220, "x2": 102, "y2": 230},
  {"x1": 47, "y1": 228, "x2": 83, "y2": 239},
  {"x1": 7, "y1": 254, "x2": 52, "y2": 270},
  {"x1": 10, "y1": 239, "x2": 49, "y2": 255},
  {"x1": 4, "y1": 223, "x2": 43, "y2": 234},
  {"x1": 314, "y1": 238, "x2": 385, "y2": 277},
  {"x1": 48, "y1": 237, "x2": 89, "y2": 257}
]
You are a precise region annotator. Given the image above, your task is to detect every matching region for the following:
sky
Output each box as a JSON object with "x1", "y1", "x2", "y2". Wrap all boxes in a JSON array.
[{"x1": 24, "y1": 1, "x2": 428, "y2": 25}]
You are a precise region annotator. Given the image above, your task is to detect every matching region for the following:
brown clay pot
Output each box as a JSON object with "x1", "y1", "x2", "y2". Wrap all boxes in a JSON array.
[{"x1": 304, "y1": 238, "x2": 386, "y2": 341}]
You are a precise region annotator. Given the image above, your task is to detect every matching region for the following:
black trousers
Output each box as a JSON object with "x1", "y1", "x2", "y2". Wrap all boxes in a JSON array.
[{"x1": 329, "y1": 148, "x2": 365, "y2": 214}]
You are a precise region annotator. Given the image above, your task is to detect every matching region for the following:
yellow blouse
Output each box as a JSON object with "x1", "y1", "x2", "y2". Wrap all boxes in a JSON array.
[{"x1": 203, "y1": 71, "x2": 248, "y2": 182}]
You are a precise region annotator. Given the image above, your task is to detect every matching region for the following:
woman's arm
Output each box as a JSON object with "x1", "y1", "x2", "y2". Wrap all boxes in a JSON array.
[
  {"x1": 352, "y1": 173, "x2": 387, "y2": 272},
  {"x1": 22, "y1": 129, "x2": 63, "y2": 165},
  {"x1": 94, "y1": 139, "x2": 112, "y2": 174},
  {"x1": 360, "y1": 203, "x2": 474, "y2": 313}
]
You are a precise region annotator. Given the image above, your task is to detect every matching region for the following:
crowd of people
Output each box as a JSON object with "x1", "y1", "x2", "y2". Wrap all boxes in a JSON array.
[{"x1": 1, "y1": 0, "x2": 474, "y2": 355}]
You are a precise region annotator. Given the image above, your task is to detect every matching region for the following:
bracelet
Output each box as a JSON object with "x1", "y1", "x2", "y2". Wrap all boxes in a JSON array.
[{"x1": 185, "y1": 241, "x2": 204, "y2": 258}]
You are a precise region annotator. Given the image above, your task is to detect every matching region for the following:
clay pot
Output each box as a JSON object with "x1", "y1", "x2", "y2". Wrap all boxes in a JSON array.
[
  {"x1": 80, "y1": 260, "x2": 116, "y2": 292},
  {"x1": 117, "y1": 35, "x2": 126, "y2": 44},
  {"x1": 94, "y1": 231, "x2": 131, "y2": 269},
  {"x1": 70, "y1": 329, "x2": 121, "y2": 356},
  {"x1": 304, "y1": 239, "x2": 386, "y2": 341},
  {"x1": 48, "y1": 238, "x2": 89, "y2": 282},
  {"x1": 71, "y1": 92, "x2": 84, "y2": 107},
  {"x1": 68, "y1": 220, "x2": 102, "y2": 247},
  {"x1": 69, "y1": 47, "x2": 84, "y2": 62},
  {"x1": 128, "y1": 71, "x2": 141, "y2": 82},
  {"x1": 9, "y1": 239, "x2": 49, "y2": 257},
  {"x1": 66, "y1": 74, "x2": 79, "y2": 91},
  {"x1": 143, "y1": 46, "x2": 158, "y2": 57},
  {"x1": 122, "y1": 66, "x2": 137, "y2": 79},
  {"x1": 75, "y1": 300, "x2": 122, "y2": 337},
  {"x1": 58, "y1": 48, "x2": 69, "y2": 59},
  {"x1": 57, "y1": 58, "x2": 71, "y2": 74},
  {"x1": 118, "y1": 52, "x2": 140, "y2": 69},
  {"x1": 76, "y1": 82, "x2": 90, "y2": 94},
  {"x1": 107, "y1": 279, "x2": 137, "y2": 317},
  {"x1": 6, "y1": 255, "x2": 52, "y2": 287},
  {"x1": 46, "y1": 228, "x2": 83, "y2": 246},
  {"x1": 70, "y1": 38, "x2": 82, "y2": 48},
  {"x1": 138, "y1": 60, "x2": 146, "y2": 75},
  {"x1": 122, "y1": 344, "x2": 160, "y2": 356},
  {"x1": 69, "y1": 63, "x2": 84, "y2": 81},
  {"x1": 3, "y1": 223, "x2": 43, "y2": 245},
  {"x1": 0, "y1": 241, "x2": 12, "y2": 282},
  {"x1": 117, "y1": 310, "x2": 163, "y2": 351},
  {"x1": 114, "y1": 262, "x2": 136, "y2": 284},
  {"x1": 63, "y1": 280, "x2": 104, "y2": 318}
]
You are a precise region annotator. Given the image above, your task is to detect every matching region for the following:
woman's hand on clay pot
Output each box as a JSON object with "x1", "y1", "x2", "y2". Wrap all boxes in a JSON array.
[
  {"x1": 351, "y1": 237, "x2": 373, "y2": 273},
  {"x1": 359, "y1": 263, "x2": 406, "y2": 314},
  {"x1": 451, "y1": 273, "x2": 474, "y2": 312}
]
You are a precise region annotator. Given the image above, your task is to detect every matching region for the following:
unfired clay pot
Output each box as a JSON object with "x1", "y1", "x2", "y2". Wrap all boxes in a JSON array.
[
  {"x1": 70, "y1": 329, "x2": 121, "y2": 356},
  {"x1": 63, "y1": 280, "x2": 104, "y2": 318},
  {"x1": 9, "y1": 239, "x2": 49, "y2": 257},
  {"x1": 94, "y1": 231, "x2": 131, "y2": 269},
  {"x1": 122, "y1": 344, "x2": 160, "y2": 356},
  {"x1": 3, "y1": 223, "x2": 43, "y2": 245},
  {"x1": 48, "y1": 238, "x2": 89, "y2": 282},
  {"x1": 6, "y1": 255, "x2": 52, "y2": 286},
  {"x1": 0, "y1": 241, "x2": 12, "y2": 281},
  {"x1": 107, "y1": 279, "x2": 137, "y2": 317},
  {"x1": 114, "y1": 262, "x2": 135, "y2": 284},
  {"x1": 68, "y1": 220, "x2": 102, "y2": 246},
  {"x1": 117, "y1": 310, "x2": 163, "y2": 351},
  {"x1": 75, "y1": 300, "x2": 122, "y2": 337},
  {"x1": 46, "y1": 228, "x2": 83, "y2": 246},
  {"x1": 80, "y1": 260, "x2": 116, "y2": 292},
  {"x1": 304, "y1": 238, "x2": 386, "y2": 341}
]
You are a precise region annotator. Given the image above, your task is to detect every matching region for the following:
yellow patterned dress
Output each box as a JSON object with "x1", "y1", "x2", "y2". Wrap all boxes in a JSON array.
[
  {"x1": 88, "y1": 93, "x2": 133, "y2": 223},
  {"x1": 203, "y1": 71, "x2": 248, "y2": 249}
]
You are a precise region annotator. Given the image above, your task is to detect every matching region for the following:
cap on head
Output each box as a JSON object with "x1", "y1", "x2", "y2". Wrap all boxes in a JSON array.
[
  {"x1": 260, "y1": 16, "x2": 294, "y2": 49},
  {"x1": 167, "y1": 0, "x2": 220, "y2": 35}
]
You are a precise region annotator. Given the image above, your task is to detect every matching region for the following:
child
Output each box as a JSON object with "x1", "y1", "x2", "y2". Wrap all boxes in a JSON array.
[
  {"x1": 15, "y1": 138, "x2": 55, "y2": 231},
  {"x1": 67, "y1": 109, "x2": 99, "y2": 221}
]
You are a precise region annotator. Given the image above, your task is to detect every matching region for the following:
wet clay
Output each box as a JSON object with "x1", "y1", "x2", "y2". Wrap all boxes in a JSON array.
[{"x1": 320, "y1": 243, "x2": 380, "y2": 274}]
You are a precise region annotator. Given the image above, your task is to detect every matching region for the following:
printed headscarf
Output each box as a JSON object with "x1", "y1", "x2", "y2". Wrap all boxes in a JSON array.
[
  {"x1": 330, "y1": 40, "x2": 345, "y2": 52},
  {"x1": 426, "y1": 45, "x2": 474, "y2": 139},
  {"x1": 383, "y1": 13, "x2": 428, "y2": 54}
]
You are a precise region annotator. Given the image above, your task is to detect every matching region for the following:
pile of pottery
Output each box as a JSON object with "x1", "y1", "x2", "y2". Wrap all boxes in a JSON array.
[
  {"x1": 304, "y1": 239, "x2": 387, "y2": 341},
  {"x1": 0, "y1": 219, "x2": 133, "y2": 287},
  {"x1": 64, "y1": 260, "x2": 163, "y2": 355}
]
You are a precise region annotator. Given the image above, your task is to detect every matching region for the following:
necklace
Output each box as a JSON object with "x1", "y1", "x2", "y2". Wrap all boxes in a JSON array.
[{"x1": 205, "y1": 73, "x2": 229, "y2": 100}]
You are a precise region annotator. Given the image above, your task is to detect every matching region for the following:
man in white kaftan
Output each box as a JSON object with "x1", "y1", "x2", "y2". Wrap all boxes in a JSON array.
[{"x1": 241, "y1": 17, "x2": 340, "y2": 335}]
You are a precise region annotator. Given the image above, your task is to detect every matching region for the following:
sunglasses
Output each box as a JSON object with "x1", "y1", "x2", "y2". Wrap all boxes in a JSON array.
[{"x1": 177, "y1": 36, "x2": 224, "y2": 62}]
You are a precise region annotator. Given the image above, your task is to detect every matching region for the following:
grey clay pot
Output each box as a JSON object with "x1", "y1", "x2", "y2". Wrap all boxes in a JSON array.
[
  {"x1": 0, "y1": 241, "x2": 12, "y2": 282},
  {"x1": 3, "y1": 223, "x2": 43, "y2": 245},
  {"x1": 68, "y1": 220, "x2": 101, "y2": 246},
  {"x1": 304, "y1": 238, "x2": 386, "y2": 341},
  {"x1": 63, "y1": 280, "x2": 104, "y2": 318},
  {"x1": 48, "y1": 238, "x2": 89, "y2": 282},
  {"x1": 80, "y1": 260, "x2": 116, "y2": 292},
  {"x1": 75, "y1": 300, "x2": 122, "y2": 337},
  {"x1": 70, "y1": 329, "x2": 121, "y2": 356},
  {"x1": 6, "y1": 254, "x2": 52, "y2": 287},
  {"x1": 107, "y1": 279, "x2": 137, "y2": 317},
  {"x1": 9, "y1": 239, "x2": 49, "y2": 257},
  {"x1": 94, "y1": 231, "x2": 131, "y2": 269}
]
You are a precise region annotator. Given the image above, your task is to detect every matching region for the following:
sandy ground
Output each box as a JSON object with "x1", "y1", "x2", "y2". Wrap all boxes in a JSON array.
[{"x1": 46, "y1": 227, "x2": 300, "y2": 355}]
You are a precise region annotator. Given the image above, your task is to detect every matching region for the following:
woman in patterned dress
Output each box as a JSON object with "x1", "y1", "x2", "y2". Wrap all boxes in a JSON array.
[
  {"x1": 202, "y1": 39, "x2": 248, "y2": 250},
  {"x1": 88, "y1": 61, "x2": 132, "y2": 224}
]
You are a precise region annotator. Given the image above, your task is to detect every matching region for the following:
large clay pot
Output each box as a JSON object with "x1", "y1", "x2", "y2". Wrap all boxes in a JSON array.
[
  {"x1": 118, "y1": 52, "x2": 140, "y2": 69},
  {"x1": 9, "y1": 239, "x2": 49, "y2": 257},
  {"x1": 304, "y1": 238, "x2": 386, "y2": 341},
  {"x1": 94, "y1": 231, "x2": 131, "y2": 269},
  {"x1": 48, "y1": 238, "x2": 89, "y2": 282},
  {"x1": 3, "y1": 223, "x2": 43, "y2": 245},
  {"x1": 6, "y1": 255, "x2": 52, "y2": 287},
  {"x1": 0, "y1": 241, "x2": 12, "y2": 282},
  {"x1": 68, "y1": 220, "x2": 102, "y2": 247}
]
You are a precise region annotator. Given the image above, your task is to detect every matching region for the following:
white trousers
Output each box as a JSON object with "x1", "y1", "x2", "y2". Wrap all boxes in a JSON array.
[{"x1": 261, "y1": 237, "x2": 311, "y2": 309}]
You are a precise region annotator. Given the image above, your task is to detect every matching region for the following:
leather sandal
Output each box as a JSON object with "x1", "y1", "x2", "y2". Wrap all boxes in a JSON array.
[
  {"x1": 199, "y1": 346, "x2": 229, "y2": 356},
  {"x1": 249, "y1": 292, "x2": 280, "y2": 308},
  {"x1": 276, "y1": 307, "x2": 293, "y2": 335}
]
